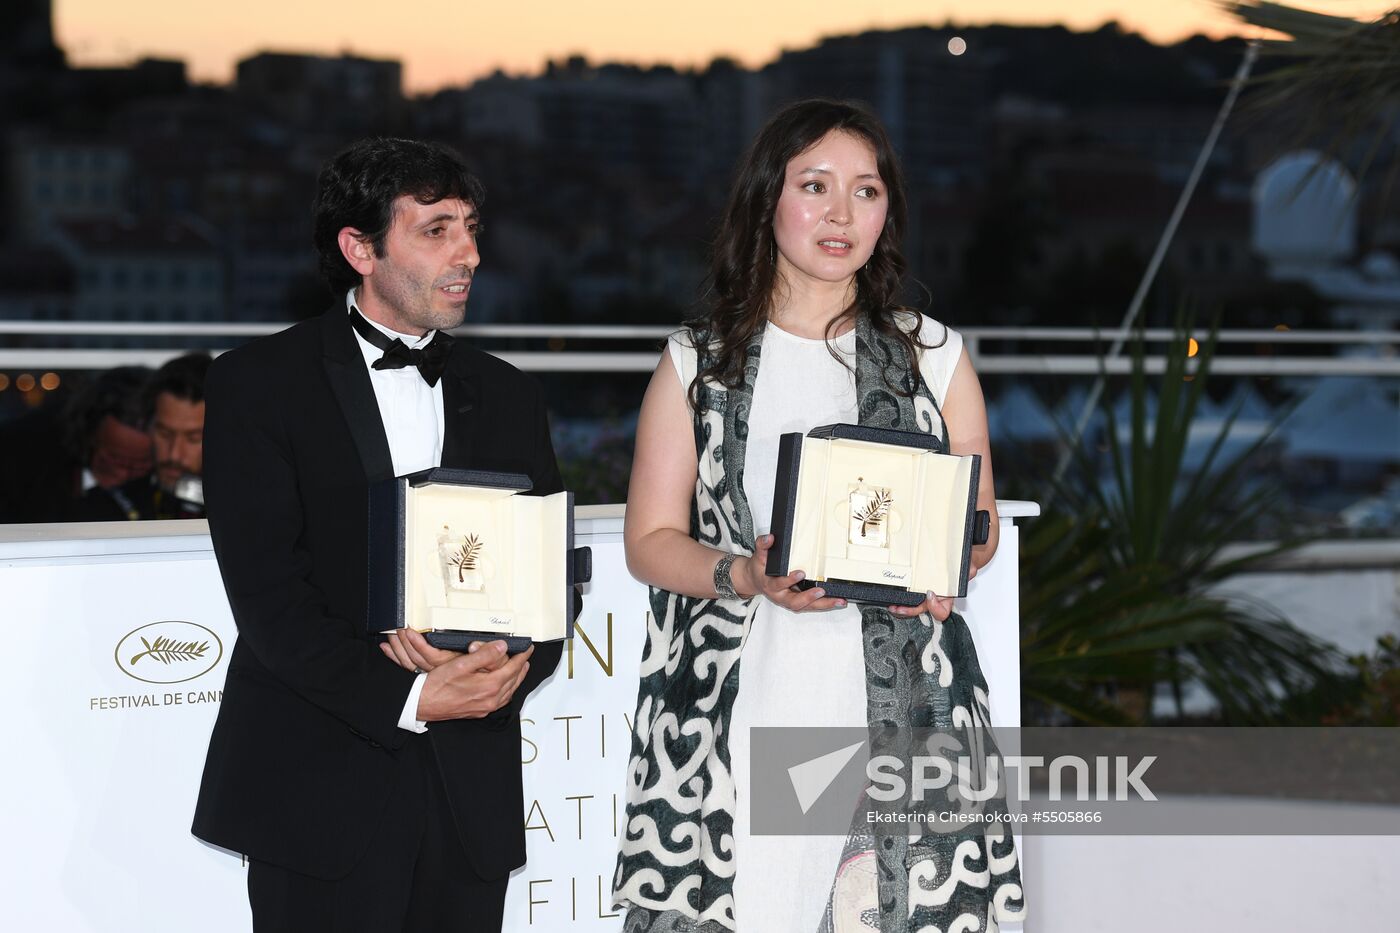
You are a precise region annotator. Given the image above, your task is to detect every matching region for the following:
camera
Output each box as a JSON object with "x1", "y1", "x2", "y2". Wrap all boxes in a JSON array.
[{"x1": 171, "y1": 474, "x2": 204, "y2": 515}]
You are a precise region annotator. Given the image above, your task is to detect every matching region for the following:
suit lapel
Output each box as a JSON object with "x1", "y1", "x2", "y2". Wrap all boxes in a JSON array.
[
  {"x1": 440, "y1": 344, "x2": 479, "y2": 470},
  {"x1": 320, "y1": 309, "x2": 395, "y2": 482}
]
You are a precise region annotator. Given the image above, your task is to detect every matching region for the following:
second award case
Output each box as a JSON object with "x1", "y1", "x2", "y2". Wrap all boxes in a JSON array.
[{"x1": 766, "y1": 424, "x2": 988, "y2": 605}]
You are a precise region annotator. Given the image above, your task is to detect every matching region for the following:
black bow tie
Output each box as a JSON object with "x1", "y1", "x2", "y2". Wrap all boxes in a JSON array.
[{"x1": 349, "y1": 309, "x2": 455, "y2": 387}]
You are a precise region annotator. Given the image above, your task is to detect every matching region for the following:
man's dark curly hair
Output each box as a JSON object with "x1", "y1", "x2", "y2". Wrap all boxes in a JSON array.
[
  {"x1": 63, "y1": 366, "x2": 150, "y2": 462},
  {"x1": 144, "y1": 352, "x2": 212, "y2": 419},
  {"x1": 312, "y1": 138, "x2": 485, "y2": 295}
]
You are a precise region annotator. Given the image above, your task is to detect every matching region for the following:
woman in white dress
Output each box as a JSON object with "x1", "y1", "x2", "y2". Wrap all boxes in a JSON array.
[{"x1": 614, "y1": 100, "x2": 1023, "y2": 933}]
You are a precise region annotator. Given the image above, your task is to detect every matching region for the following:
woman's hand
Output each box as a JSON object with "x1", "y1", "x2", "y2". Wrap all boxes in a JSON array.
[
  {"x1": 890, "y1": 593, "x2": 954, "y2": 621},
  {"x1": 888, "y1": 562, "x2": 978, "y2": 621},
  {"x1": 738, "y1": 534, "x2": 848, "y2": 613}
]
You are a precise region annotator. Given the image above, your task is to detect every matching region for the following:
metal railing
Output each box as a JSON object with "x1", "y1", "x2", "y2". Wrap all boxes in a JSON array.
[{"x1": 0, "y1": 321, "x2": 1397, "y2": 375}]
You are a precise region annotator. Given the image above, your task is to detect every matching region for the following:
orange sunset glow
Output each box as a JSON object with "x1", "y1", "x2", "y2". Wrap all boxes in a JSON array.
[{"x1": 53, "y1": 0, "x2": 1397, "y2": 93}]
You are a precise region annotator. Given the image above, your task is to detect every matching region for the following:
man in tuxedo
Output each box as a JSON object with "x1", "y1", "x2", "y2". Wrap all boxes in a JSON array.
[{"x1": 192, "y1": 138, "x2": 564, "y2": 932}]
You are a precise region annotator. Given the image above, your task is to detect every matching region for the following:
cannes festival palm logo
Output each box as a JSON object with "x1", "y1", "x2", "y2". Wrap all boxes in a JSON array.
[{"x1": 114, "y1": 621, "x2": 223, "y2": 684}]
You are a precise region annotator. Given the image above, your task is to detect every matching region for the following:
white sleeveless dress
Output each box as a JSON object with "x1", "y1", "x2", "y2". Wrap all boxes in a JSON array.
[{"x1": 667, "y1": 316, "x2": 964, "y2": 932}]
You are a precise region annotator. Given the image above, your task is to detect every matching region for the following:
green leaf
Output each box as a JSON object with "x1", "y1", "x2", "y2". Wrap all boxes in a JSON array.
[
  {"x1": 1225, "y1": 2, "x2": 1400, "y2": 194},
  {"x1": 1017, "y1": 308, "x2": 1346, "y2": 724}
]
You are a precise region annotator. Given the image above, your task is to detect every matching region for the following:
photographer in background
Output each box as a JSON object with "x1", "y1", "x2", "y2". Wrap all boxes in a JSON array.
[
  {"x1": 0, "y1": 364, "x2": 155, "y2": 523},
  {"x1": 73, "y1": 353, "x2": 211, "y2": 521},
  {"x1": 145, "y1": 352, "x2": 211, "y2": 517}
]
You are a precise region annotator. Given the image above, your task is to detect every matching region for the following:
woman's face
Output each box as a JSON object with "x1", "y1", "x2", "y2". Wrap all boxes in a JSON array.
[{"x1": 772, "y1": 129, "x2": 887, "y2": 295}]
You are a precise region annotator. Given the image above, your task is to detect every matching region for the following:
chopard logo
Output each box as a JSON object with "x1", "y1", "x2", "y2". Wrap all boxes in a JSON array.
[
  {"x1": 114, "y1": 621, "x2": 224, "y2": 684},
  {"x1": 489, "y1": 616, "x2": 510, "y2": 626},
  {"x1": 881, "y1": 570, "x2": 908, "y2": 581}
]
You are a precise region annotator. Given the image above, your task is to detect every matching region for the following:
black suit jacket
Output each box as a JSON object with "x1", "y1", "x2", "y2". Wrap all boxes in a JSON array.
[{"x1": 192, "y1": 308, "x2": 563, "y2": 880}]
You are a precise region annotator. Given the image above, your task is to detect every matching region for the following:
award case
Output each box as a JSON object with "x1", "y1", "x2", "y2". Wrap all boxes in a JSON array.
[
  {"x1": 766, "y1": 424, "x2": 988, "y2": 605},
  {"x1": 367, "y1": 468, "x2": 591, "y2": 653}
]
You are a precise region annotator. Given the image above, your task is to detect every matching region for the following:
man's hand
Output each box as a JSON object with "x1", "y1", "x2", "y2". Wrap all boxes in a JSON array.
[
  {"x1": 736, "y1": 534, "x2": 847, "y2": 613},
  {"x1": 380, "y1": 628, "x2": 465, "y2": 673},
  {"x1": 415, "y1": 641, "x2": 534, "y2": 721}
]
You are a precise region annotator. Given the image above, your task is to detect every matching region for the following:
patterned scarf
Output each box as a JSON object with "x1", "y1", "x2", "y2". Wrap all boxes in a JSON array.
[{"x1": 613, "y1": 314, "x2": 1025, "y2": 932}]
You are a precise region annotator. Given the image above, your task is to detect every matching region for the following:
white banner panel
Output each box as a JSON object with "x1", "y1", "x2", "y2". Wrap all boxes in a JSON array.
[
  {"x1": 0, "y1": 511, "x2": 1025, "y2": 932},
  {"x1": 504, "y1": 527, "x2": 646, "y2": 929},
  {"x1": 0, "y1": 531, "x2": 249, "y2": 931}
]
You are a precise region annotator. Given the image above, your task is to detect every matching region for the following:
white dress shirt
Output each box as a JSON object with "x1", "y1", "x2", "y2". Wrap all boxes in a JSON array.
[{"x1": 345, "y1": 289, "x2": 443, "y2": 734}]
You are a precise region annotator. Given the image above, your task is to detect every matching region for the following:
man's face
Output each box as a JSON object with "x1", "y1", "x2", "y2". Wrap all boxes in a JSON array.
[
  {"x1": 89, "y1": 415, "x2": 153, "y2": 489},
  {"x1": 150, "y1": 392, "x2": 205, "y2": 491},
  {"x1": 356, "y1": 196, "x2": 481, "y2": 335}
]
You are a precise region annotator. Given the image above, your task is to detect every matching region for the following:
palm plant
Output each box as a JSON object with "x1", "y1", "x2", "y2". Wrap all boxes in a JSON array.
[
  {"x1": 1225, "y1": 2, "x2": 1400, "y2": 189},
  {"x1": 1019, "y1": 314, "x2": 1349, "y2": 725}
]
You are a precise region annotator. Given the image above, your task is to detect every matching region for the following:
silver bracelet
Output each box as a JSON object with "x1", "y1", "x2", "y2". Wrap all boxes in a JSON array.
[{"x1": 713, "y1": 553, "x2": 740, "y2": 599}]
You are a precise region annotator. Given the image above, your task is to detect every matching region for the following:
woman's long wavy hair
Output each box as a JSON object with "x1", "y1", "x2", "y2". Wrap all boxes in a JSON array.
[{"x1": 689, "y1": 98, "x2": 933, "y2": 407}]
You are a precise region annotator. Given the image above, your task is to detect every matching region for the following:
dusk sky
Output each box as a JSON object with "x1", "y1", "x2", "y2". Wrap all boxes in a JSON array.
[{"x1": 55, "y1": 0, "x2": 1393, "y2": 93}]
